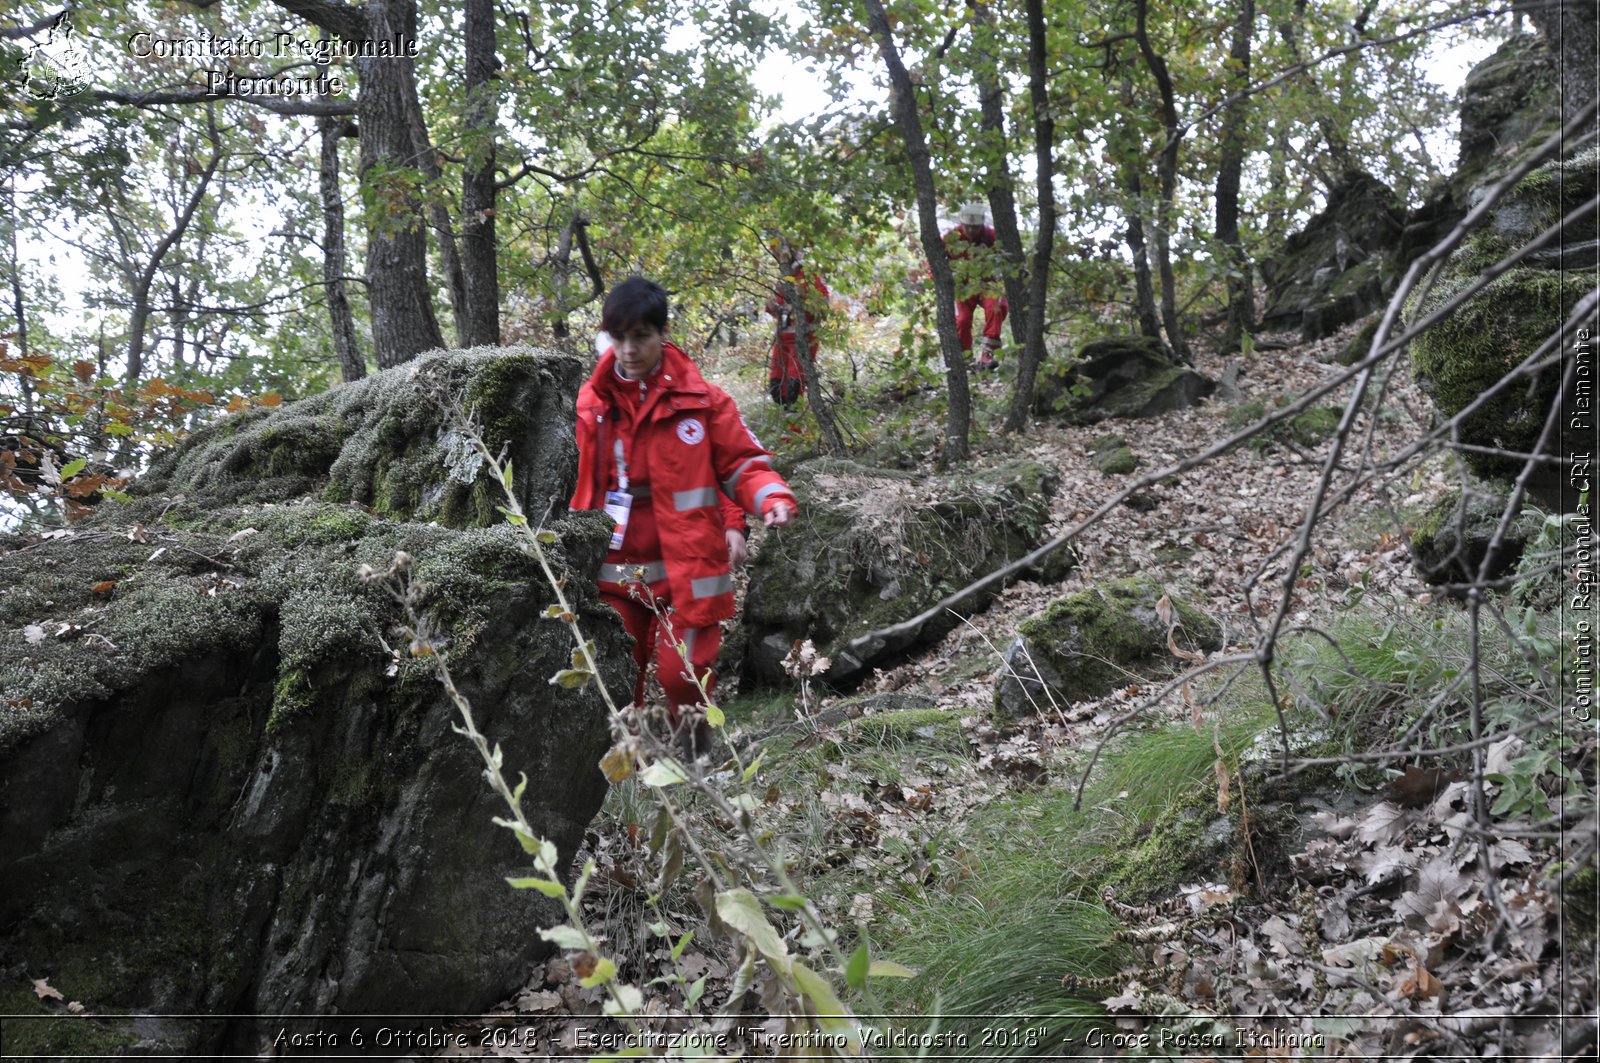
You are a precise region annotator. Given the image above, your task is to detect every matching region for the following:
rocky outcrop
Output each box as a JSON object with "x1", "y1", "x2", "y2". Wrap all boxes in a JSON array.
[
  {"x1": 1033, "y1": 336, "x2": 1214, "y2": 424},
  {"x1": 994, "y1": 579, "x2": 1221, "y2": 720},
  {"x1": 0, "y1": 349, "x2": 625, "y2": 1057},
  {"x1": 1410, "y1": 147, "x2": 1597, "y2": 509},
  {"x1": 1259, "y1": 171, "x2": 1405, "y2": 341},
  {"x1": 735, "y1": 458, "x2": 1064, "y2": 690}
]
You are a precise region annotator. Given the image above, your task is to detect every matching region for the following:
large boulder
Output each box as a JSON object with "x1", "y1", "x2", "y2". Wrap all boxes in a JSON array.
[
  {"x1": 1032, "y1": 336, "x2": 1214, "y2": 424},
  {"x1": 994, "y1": 579, "x2": 1221, "y2": 720},
  {"x1": 1410, "y1": 147, "x2": 1598, "y2": 509},
  {"x1": 0, "y1": 349, "x2": 626, "y2": 1057},
  {"x1": 736, "y1": 458, "x2": 1063, "y2": 690},
  {"x1": 1259, "y1": 171, "x2": 1405, "y2": 341}
]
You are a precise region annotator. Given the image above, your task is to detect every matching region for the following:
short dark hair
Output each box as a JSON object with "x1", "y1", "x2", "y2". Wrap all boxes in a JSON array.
[{"x1": 601, "y1": 277, "x2": 669, "y2": 334}]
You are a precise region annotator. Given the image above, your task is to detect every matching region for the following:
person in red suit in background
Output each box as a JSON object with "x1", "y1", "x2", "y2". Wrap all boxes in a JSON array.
[
  {"x1": 765, "y1": 244, "x2": 830, "y2": 407},
  {"x1": 944, "y1": 201, "x2": 1007, "y2": 371},
  {"x1": 571, "y1": 278, "x2": 799, "y2": 753}
]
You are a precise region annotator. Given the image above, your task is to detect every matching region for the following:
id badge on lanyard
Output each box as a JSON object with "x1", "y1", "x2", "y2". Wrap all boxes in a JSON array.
[
  {"x1": 604, "y1": 490, "x2": 632, "y2": 550},
  {"x1": 605, "y1": 433, "x2": 632, "y2": 550}
]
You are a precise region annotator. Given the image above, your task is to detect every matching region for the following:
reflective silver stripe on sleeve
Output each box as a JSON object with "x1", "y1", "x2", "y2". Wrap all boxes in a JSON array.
[
  {"x1": 599, "y1": 560, "x2": 668, "y2": 583},
  {"x1": 752, "y1": 483, "x2": 788, "y2": 513},
  {"x1": 673, "y1": 486, "x2": 720, "y2": 511},
  {"x1": 690, "y1": 573, "x2": 734, "y2": 599},
  {"x1": 722, "y1": 455, "x2": 772, "y2": 497}
]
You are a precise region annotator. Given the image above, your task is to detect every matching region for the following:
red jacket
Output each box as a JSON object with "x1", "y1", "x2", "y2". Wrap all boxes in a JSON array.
[
  {"x1": 571, "y1": 341, "x2": 798, "y2": 627},
  {"x1": 765, "y1": 268, "x2": 830, "y2": 381}
]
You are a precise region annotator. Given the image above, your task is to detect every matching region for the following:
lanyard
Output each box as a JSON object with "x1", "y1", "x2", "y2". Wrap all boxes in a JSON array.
[{"x1": 612, "y1": 434, "x2": 629, "y2": 493}]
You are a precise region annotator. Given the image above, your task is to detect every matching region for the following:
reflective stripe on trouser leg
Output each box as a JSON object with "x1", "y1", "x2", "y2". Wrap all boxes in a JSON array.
[
  {"x1": 656, "y1": 616, "x2": 722, "y2": 715},
  {"x1": 691, "y1": 572, "x2": 734, "y2": 599}
]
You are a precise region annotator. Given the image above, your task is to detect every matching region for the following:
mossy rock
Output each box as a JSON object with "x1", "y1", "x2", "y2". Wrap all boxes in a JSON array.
[
  {"x1": 1452, "y1": 35, "x2": 1563, "y2": 204},
  {"x1": 1087, "y1": 433, "x2": 1138, "y2": 475},
  {"x1": 1034, "y1": 336, "x2": 1214, "y2": 424},
  {"x1": 740, "y1": 459, "x2": 1063, "y2": 689},
  {"x1": 1092, "y1": 446, "x2": 1137, "y2": 475},
  {"x1": 1259, "y1": 170, "x2": 1404, "y2": 340},
  {"x1": 1410, "y1": 267, "x2": 1592, "y2": 491},
  {"x1": 994, "y1": 579, "x2": 1221, "y2": 719},
  {"x1": 0, "y1": 358, "x2": 626, "y2": 1054},
  {"x1": 138, "y1": 346, "x2": 584, "y2": 529},
  {"x1": 1407, "y1": 479, "x2": 1543, "y2": 586},
  {"x1": 1224, "y1": 400, "x2": 1342, "y2": 453},
  {"x1": 1339, "y1": 315, "x2": 1382, "y2": 366}
]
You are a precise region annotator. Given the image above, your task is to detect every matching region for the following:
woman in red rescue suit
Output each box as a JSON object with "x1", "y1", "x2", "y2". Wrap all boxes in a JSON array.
[
  {"x1": 571, "y1": 278, "x2": 799, "y2": 749},
  {"x1": 765, "y1": 251, "x2": 830, "y2": 407}
]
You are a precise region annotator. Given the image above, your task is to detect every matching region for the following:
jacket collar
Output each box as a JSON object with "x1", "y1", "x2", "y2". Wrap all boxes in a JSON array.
[{"x1": 586, "y1": 341, "x2": 709, "y2": 405}]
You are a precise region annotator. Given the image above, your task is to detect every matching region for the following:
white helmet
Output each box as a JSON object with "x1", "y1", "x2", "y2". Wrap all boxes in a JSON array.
[{"x1": 958, "y1": 201, "x2": 986, "y2": 225}]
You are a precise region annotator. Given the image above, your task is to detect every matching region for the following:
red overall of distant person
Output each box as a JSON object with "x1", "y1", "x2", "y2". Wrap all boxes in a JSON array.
[{"x1": 944, "y1": 203, "x2": 1008, "y2": 368}]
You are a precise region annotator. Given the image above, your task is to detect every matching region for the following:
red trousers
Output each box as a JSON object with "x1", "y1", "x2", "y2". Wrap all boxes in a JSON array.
[
  {"x1": 956, "y1": 294, "x2": 1008, "y2": 351},
  {"x1": 601, "y1": 584, "x2": 722, "y2": 715}
]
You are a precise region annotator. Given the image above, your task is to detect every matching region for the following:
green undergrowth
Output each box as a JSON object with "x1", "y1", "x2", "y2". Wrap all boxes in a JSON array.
[{"x1": 860, "y1": 702, "x2": 1282, "y2": 1055}]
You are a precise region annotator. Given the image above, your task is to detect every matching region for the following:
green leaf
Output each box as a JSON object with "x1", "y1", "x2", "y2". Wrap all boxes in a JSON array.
[
  {"x1": 59, "y1": 457, "x2": 86, "y2": 479},
  {"x1": 790, "y1": 960, "x2": 850, "y2": 1026},
  {"x1": 765, "y1": 894, "x2": 808, "y2": 911},
  {"x1": 671, "y1": 931, "x2": 694, "y2": 961},
  {"x1": 845, "y1": 942, "x2": 869, "y2": 990},
  {"x1": 715, "y1": 888, "x2": 789, "y2": 966},
  {"x1": 579, "y1": 955, "x2": 618, "y2": 988},
  {"x1": 548, "y1": 668, "x2": 593, "y2": 689},
  {"x1": 505, "y1": 876, "x2": 566, "y2": 898},
  {"x1": 501, "y1": 459, "x2": 514, "y2": 491},
  {"x1": 104, "y1": 421, "x2": 134, "y2": 437},
  {"x1": 640, "y1": 759, "x2": 688, "y2": 787},
  {"x1": 742, "y1": 750, "x2": 766, "y2": 783},
  {"x1": 536, "y1": 530, "x2": 558, "y2": 544},
  {"x1": 685, "y1": 974, "x2": 707, "y2": 1009},
  {"x1": 868, "y1": 959, "x2": 917, "y2": 978},
  {"x1": 495, "y1": 505, "x2": 528, "y2": 527},
  {"x1": 705, "y1": 702, "x2": 725, "y2": 728},
  {"x1": 538, "y1": 925, "x2": 589, "y2": 950}
]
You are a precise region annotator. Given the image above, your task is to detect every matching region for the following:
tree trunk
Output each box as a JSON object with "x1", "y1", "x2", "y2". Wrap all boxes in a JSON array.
[
  {"x1": 460, "y1": 0, "x2": 501, "y2": 347},
  {"x1": 1003, "y1": 0, "x2": 1057, "y2": 433},
  {"x1": 273, "y1": 0, "x2": 444, "y2": 366},
  {"x1": 862, "y1": 0, "x2": 970, "y2": 463},
  {"x1": 1277, "y1": 0, "x2": 1352, "y2": 173},
  {"x1": 1134, "y1": 0, "x2": 1191, "y2": 364},
  {"x1": 358, "y1": 0, "x2": 444, "y2": 366},
  {"x1": 777, "y1": 267, "x2": 847, "y2": 457},
  {"x1": 1215, "y1": 0, "x2": 1255, "y2": 351},
  {"x1": 405, "y1": 90, "x2": 467, "y2": 346},
  {"x1": 319, "y1": 113, "x2": 366, "y2": 382}
]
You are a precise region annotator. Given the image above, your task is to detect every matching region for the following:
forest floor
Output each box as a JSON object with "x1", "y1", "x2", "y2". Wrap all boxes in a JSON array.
[{"x1": 419, "y1": 321, "x2": 1595, "y2": 1060}]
